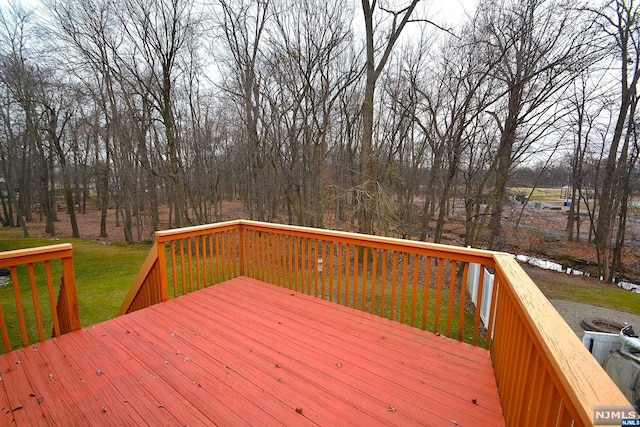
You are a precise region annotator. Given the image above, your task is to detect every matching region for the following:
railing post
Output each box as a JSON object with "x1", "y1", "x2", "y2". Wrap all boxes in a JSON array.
[
  {"x1": 60, "y1": 257, "x2": 81, "y2": 332},
  {"x1": 239, "y1": 224, "x2": 245, "y2": 276},
  {"x1": 156, "y1": 240, "x2": 169, "y2": 301}
]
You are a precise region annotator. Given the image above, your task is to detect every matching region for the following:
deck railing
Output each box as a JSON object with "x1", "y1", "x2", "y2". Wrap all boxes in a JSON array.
[
  {"x1": 0, "y1": 243, "x2": 80, "y2": 353},
  {"x1": 119, "y1": 220, "x2": 630, "y2": 427},
  {"x1": 118, "y1": 222, "x2": 241, "y2": 315}
]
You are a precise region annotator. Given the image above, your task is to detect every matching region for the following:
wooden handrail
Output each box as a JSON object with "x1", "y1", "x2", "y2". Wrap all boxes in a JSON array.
[
  {"x1": 239, "y1": 220, "x2": 497, "y2": 265},
  {"x1": 117, "y1": 242, "x2": 161, "y2": 316},
  {"x1": 121, "y1": 220, "x2": 631, "y2": 426},
  {"x1": 118, "y1": 221, "x2": 243, "y2": 316},
  {"x1": 0, "y1": 243, "x2": 80, "y2": 353},
  {"x1": 0, "y1": 243, "x2": 73, "y2": 266},
  {"x1": 154, "y1": 220, "x2": 242, "y2": 242},
  {"x1": 492, "y1": 254, "x2": 630, "y2": 426}
]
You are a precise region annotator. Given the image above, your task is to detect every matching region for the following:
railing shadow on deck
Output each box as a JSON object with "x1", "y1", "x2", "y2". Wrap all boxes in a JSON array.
[
  {"x1": 118, "y1": 220, "x2": 631, "y2": 427},
  {"x1": 0, "y1": 243, "x2": 80, "y2": 353}
]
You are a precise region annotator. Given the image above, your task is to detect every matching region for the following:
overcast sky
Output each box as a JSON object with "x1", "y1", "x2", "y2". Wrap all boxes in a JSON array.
[
  {"x1": 2, "y1": 0, "x2": 477, "y2": 24},
  {"x1": 432, "y1": 0, "x2": 475, "y2": 25}
]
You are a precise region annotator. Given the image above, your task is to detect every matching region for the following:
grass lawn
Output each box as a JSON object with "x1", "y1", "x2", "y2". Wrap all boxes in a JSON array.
[
  {"x1": 0, "y1": 229, "x2": 151, "y2": 349},
  {"x1": 522, "y1": 264, "x2": 640, "y2": 314}
]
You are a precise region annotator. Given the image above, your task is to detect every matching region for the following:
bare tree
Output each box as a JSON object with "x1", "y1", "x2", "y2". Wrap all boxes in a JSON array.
[
  {"x1": 474, "y1": 0, "x2": 591, "y2": 250},
  {"x1": 261, "y1": 0, "x2": 357, "y2": 227},
  {"x1": 374, "y1": 45, "x2": 428, "y2": 237},
  {"x1": 358, "y1": 0, "x2": 421, "y2": 235},
  {"x1": 115, "y1": 0, "x2": 202, "y2": 228},
  {"x1": 590, "y1": 0, "x2": 640, "y2": 281},
  {"x1": 38, "y1": 80, "x2": 79, "y2": 237},
  {"x1": 216, "y1": 0, "x2": 271, "y2": 221},
  {"x1": 0, "y1": 2, "x2": 50, "y2": 237},
  {"x1": 564, "y1": 72, "x2": 610, "y2": 241},
  {"x1": 421, "y1": 34, "x2": 500, "y2": 243},
  {"x1": 48, "y1": 0, "x2": 123, "y2": 237},
  {"x1": 611, "y1": 114, "x2": 640, "y2": 277}
]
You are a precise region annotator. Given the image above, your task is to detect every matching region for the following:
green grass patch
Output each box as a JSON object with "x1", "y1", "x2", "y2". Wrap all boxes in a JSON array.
[
  {"x1": 164, "y1": 253, "x2": 240, "y2": 299},
  {"x1": 525, "y1": 266, "x2": 640, "y2": 314},
  {"x1": 0, "y1": 231, "x2": 151, "y2": 349}
]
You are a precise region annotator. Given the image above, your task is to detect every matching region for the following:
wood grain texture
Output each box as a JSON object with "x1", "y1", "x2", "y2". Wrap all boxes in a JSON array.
[
  {"x1": 492, "y1": 253, "x2": 630, "y2": 427},
  {"x1": 0, "y1": 277, "x2": 504, "y2": 426}
]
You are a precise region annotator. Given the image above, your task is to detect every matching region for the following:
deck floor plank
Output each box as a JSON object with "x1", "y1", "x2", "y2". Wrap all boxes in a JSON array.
[
  {"x1": 172, "y1": 293, "x2": 485, "y2": 426},
  {"x1": 123, "y1": 304, "x2": 375, "y2": 427},
  {"x1": 146, "y1": 293, "x2": 418, "y2": 426},
  {"x1": 2, "y1": 340, "x2": 100, "y2": 427},
  {"x1": 0, "y1": 350, "x2": 50, "y2": 426},
  {"x1": 99, "y1": 316, "x2": 293, "y2": 426},
  {"x1": 46, "y1": 337, "x2": 149, "y2": 426},
  {"x1": 238, "y1": 277, "x2": 491, "y2": 361},
  {"x1": 212, "y1": 278, "x2": 501, "y2": 402},
  {"x1": 215, "y1": 277, "x2": 499, "y2": 387},
  {"x1": 188, "y1": 277, "x2": 502, "y2": 425},
  {"x1": 0, "y1": 368, "x2": 18, "y2": 426},
  {"x1": 58, "y1": 327, "x2": 197, "y2": 426},
  {"x1": 0, "y1": 277, "x2": 504, "y2": 426}
]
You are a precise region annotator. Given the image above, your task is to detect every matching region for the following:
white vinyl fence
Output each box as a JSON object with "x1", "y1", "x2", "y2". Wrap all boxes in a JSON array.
[{"x1": 467, "y1": 263, "x2": 495, "y2": 330}]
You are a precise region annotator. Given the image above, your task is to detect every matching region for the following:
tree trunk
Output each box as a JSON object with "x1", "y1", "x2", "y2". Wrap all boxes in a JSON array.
[
  {"x1": 359, "y1": 0, "x2": 419, "y2": 235},
  {"x1": 488, "y1": 83, "x2": 521, "y2": 250}
]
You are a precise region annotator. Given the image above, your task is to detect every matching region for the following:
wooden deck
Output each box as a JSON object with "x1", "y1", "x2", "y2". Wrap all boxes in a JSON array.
[{"x1": 0, "y1": 276, "x2": 504, "y2": 426}]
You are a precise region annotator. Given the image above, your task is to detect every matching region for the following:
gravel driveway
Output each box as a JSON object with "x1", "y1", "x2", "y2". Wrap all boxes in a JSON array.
[{"x1": 550, "y1": 299, "x2": 640, "y2": 337}]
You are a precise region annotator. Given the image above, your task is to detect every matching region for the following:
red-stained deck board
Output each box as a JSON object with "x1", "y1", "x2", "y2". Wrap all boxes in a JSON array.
[
  {"x1": 106, "y1": 313, "x2": 384, "y2": 427},
  {"x1": 178, "y1": 280, "x2": 503, "y2": 425},
  {"x1": 29, "y1": 338, "x2": 146, "y2": 426},
  {"x1": 214, "y1": 278, "x2": 498, "y2": 384},
  {"x1": 91, "y1": 321, "x2": 277, "y2": 426},
  {"x1": 0, "y1": 339, "x2": 95, "y2": 426},
  {"x1": 52, "y1": 329, "x2": 209, "y2": 425},
  {"x1": 0, "y1": 276, "x2": 504, "y2": 426},
  {"x1": 142, "y1": 297, "x2": 416, "y2": 426},
  {"x1": 97, "y1": 318, "x2": 295, "y2": 426}
]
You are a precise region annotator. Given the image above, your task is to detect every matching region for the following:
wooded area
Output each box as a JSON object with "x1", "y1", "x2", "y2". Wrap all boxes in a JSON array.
[{"x1": 0, "y1": 0, "x2": 638, "y2": 282}]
